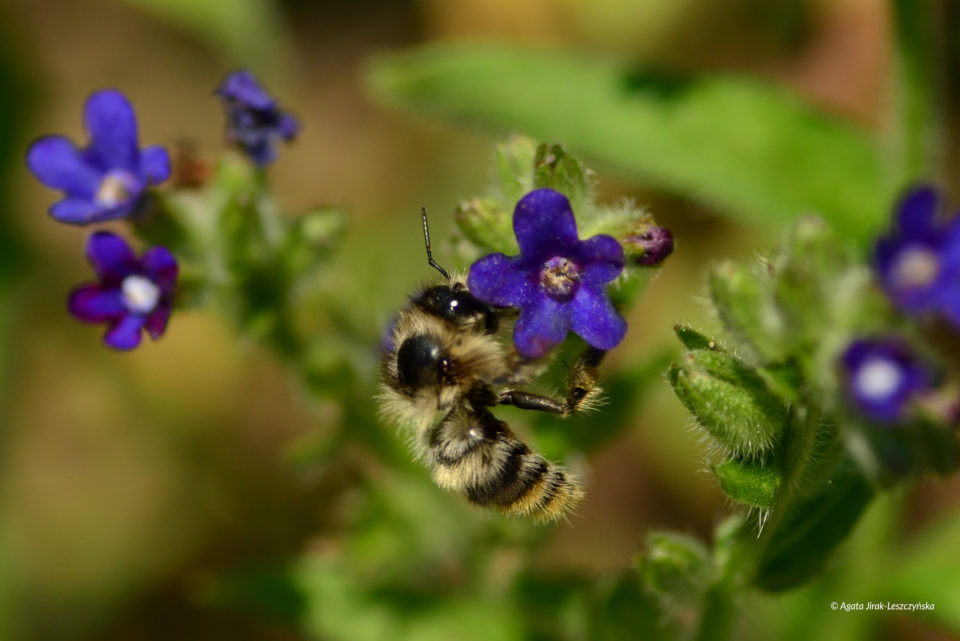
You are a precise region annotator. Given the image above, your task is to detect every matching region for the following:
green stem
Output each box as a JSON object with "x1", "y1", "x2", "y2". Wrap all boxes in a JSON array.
[
  {"x1": 887, "y1": 0, "x2": 942, "y2": 191},
  {"x1": 693, "y1": 586, "x2": 735, "y2": 641}
]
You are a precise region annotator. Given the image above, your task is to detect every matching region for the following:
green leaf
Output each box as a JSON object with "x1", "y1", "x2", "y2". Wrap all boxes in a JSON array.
[
  {"x1": 713, "y1": 458, "x2": 781, "y2": 508},
  {"x1": 754, "y1": 456, "x2": 874, "y2": 592},
  {"x1": 112, "y1": 0, "x2": 284, "y2": 68},
  {"x1": 367, "y1": 44, "x2": 888, "y2": 242}
]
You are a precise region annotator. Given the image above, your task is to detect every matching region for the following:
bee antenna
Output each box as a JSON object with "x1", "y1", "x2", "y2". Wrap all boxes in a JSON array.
[{"x1": 421, "y1": 207, "x2": 450, "y2": 280}]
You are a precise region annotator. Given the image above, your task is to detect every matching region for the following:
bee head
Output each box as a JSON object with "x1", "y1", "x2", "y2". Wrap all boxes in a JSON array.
[
  {"x1": 414, "y1": 284, "x2": 499, "y2": 333},
  {"x1": 396, "y1": 334, "x2": 452, "y2": 390}
]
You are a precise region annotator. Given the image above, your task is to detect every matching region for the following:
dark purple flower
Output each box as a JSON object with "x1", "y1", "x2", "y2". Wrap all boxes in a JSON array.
[
  {"x1": 468, "y1": 188, "x2": 626, "y2": 358},
  {"x1": 69, "y1": 232, "x2": 178, "y2": 350},
  {"x1": 26, "y1": 90, "x2": 171, "y2": 225},
  {"x1": 874, "y1": 185, "x2": 960, "y2": 327},
  {"x1": 217, "y1": 70, "x2": 300, "y2": 167},
  {"x1": 625, "y1": 225, "x2": 674, "y2": 265},
  {"x1": 841, "y1": 338, "x2": 932, "y2": 423}
]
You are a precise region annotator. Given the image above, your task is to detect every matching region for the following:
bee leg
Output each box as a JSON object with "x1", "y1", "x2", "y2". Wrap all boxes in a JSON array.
[
  {"x1": 566, "y1": 346, "x2": 606, "y2": 411},
  {"x1": 498, "y1": 390, "x2": 567, "y2": 414},
  {"x1": 498, "y1": 347, "x2": 607, "y2": 416}
]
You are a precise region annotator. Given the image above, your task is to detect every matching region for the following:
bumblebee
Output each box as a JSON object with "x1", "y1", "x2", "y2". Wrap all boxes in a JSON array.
[{"x1": 379, "y1": 210, "x2": 606, "y2": 522}]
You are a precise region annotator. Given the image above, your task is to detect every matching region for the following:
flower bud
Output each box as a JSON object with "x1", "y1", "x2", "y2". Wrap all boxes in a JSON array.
[
  {"x1": 638, "y1": 532, "x2": 712, "y2": 606},
  {"x1": 494, "y1": 134, "x2": 537, "y2": 206},
  {"x1": 284, "y1": 207, "x2": 348, "y2": 278},
  {"x1": 454, "y1": 197, "x2": 517, "y2": 255},
  {"x1": 708, "y1": 260, "x2": 784, "y2": 362},
  {"x1": 623, "y1": 225, "x2": 674, "y2": 265},
  {"x1": 669, "y1": 350, "x2": 787, "y2": 459},
  {"x1": 532, "y1": 143, "x2": 591, "y2": 211}
]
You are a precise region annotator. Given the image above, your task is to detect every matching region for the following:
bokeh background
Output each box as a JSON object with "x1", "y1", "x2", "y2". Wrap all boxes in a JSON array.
[{"x1": 1, "y1": 0, "x2": 958, "y2": 639}]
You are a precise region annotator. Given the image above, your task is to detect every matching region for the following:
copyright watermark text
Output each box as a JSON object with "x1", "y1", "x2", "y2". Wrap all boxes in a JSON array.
[{"x1": 830, "y1": 601, "x2": 935, "y2": 612}]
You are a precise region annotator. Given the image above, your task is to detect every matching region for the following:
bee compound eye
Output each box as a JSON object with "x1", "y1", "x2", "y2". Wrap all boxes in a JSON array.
[{"x1": 396, "y1": 334, "x2": 447, "y2": 389}]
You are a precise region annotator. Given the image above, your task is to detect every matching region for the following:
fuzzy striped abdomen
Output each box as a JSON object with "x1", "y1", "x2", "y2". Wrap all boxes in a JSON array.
[{"x1": 427, "y1": 406, "x2": 583, "y2": 522}]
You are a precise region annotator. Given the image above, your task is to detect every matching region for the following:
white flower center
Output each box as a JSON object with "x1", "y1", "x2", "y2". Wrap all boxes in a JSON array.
[
  {"x1": 854, "y1": 357, "x2": 902, "y2": 401},
  {"x1": 122, "y1": 275, "x2": 160, "y2": 314},
  {"x1": 96, "y1": 170, "x2": 137, "y2": 208},
  {"x1": 890, "y1": 246, "x2": 940, "y2": 290}
]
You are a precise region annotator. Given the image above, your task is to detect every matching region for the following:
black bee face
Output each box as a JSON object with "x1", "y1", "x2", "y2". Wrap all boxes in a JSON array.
[
  {"x1": 396, "y1": 334, "x2": 451, "y2": 390},
  {"x1": 414, "y1": 284, "x2": 498, "y2": 334}
]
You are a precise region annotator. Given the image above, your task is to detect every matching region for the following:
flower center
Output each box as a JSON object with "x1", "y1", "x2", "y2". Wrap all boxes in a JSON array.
[
  {"x1": 890, "y1": 246, "x2": 940, "y2": 290},
  {"x1": 854, "y1": 357, "x2": 902, "y2": 401},
  {"x1": 121, "y1": 275, "x2": 160, "y2": 314},
  {"x1": 539, "y1": 256, "x2": 581, "y2": 298},
  {"x1": 96, "y1": 170, "x2": 138, "y2": 208}
]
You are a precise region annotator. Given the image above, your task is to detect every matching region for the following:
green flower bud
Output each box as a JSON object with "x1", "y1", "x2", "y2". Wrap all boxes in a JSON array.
[
  {"x1": 708, "y1": 260, "x2": 784, "y2": 362},
  {"x1": 638, "y1": 532, "x2": 712, "y2": 606},
  {"x1": 454, "y1": 197, "x2": 517, "y2": 255},
  {"x1": 533, "y1": 142, "x2": 591, "y2": 212},
  {"x1": 669, "y1": 351, "x2": 787, "y2": 458},
  {"x1": 495, "y1": 134, "x2": 537, "y2": 206},
  {"x1": 284, "y1": 207, "x2": 348, "y2": 279}
]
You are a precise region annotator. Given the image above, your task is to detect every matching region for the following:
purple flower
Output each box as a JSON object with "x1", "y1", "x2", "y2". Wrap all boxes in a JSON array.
[
  {"x1": 841, "y1": 338, "x2": 931, "y2": 423},
  {"x1": 26, "y1": 90, "x2": 171, "y2": 225},
  {"x1": 217, "y1": 70, "x2": 300, "y2": 167},
  {"x1": 468, "y1": 188, "x2": 626, "y2": 358},
  {"x1": 69, "y1": 232, "x2": 178, "y2": 350},
  {"x1": 874, "y1": 185, "x2": 960, "y2": 327}
]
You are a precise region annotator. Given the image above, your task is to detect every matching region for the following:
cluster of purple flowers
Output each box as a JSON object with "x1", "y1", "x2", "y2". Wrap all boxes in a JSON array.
[
  {"x1": 841, "y1": 185, "x2": 960, "y2": 423},
  {"x1": 26, "y1": 71, "x2": 297, "y2": 350}
]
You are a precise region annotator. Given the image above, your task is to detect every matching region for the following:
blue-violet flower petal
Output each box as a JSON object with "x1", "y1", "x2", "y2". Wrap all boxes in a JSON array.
[
  {"x1": 26, "y1": 90, "x2": 170, "y2": 225},
  {"x1": 874, "y1": 184, "x2": 960, "y2": 326},
  {"x1": 217, "y1": 69, "x2": 300, "y2": 168},
  {"x1": 69, "y1": 231, "x2": 178, "y2": 351},
  {"x1": 468, "y1": 188, "x2": 626, "y2": 358}
]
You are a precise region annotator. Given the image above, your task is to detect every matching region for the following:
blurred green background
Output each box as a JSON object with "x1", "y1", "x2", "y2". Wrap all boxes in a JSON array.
[{"x1": 2, "y1": 0, "x2": 959, "y2": 639}]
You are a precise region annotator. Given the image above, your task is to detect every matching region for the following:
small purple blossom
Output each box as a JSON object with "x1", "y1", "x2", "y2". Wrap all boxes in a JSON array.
[
  {"x1": 26, "y1": 90, "x2": 171, "y2": 225},
  {"x1": 874, "y1": 185, "x2": 960, "y2": 327},
  {"x1": 625, "y1": 225, "x2": 674, "y2": 265},
  {"x1": 69, "y1": 232, "x2": 178, "y2": 351},
  {"x1": 217, "y1": 70, "x2": 300, "y2": 167},
  {"x1": 841, "y1": 338, "x2": 932, "y2": 423},
  {"x1": 468, "y1": 188, "x2": 627, "y2": 358}
]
